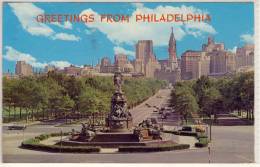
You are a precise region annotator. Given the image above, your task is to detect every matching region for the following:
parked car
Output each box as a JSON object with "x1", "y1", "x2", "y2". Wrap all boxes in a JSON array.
[
  {"x1": 180, "y1": 126, "x2": 192, "y2": 132},
  {"x1": 8, "y1": 125, "x2": 26, "y2": 130},
  {"x1": 151, "y1": 117, "x2": 158, "y2": 124}
]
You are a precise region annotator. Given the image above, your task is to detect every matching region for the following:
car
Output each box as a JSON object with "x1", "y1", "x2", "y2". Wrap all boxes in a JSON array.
[
  {"x1": 8, "y1": 125, "x2": 26, "y2": 130},
  {"x1": 151, "y1": 117, "x2": 158, "y2": 124},
  {"x1": 180, "y1": 126, "x2": 192, "y2": 132}
]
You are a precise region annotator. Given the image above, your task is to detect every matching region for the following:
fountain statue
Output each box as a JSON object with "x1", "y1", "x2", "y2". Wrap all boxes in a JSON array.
[{"x1": 106, "y1": 68, "x2": 133, "y2": 132}]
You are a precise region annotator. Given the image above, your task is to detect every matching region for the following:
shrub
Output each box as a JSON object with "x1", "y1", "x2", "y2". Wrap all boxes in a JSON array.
[
  {"x1": 118, "y1": 144, "x2": 190, "y2": 152},
  {"x1": 21, "y1": 133, "x2": 100, "y2": 153},
  {"x1": 195, "y1": 136, "x2": 209, "y2": 147},
  {"x1": 179, "y1": 131, "x2": 197, "y2": 137}
]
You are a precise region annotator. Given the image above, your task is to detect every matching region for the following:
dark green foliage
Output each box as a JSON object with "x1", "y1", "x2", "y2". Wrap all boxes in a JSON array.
[
  {"x1": 178, "y1": 131, "x2": 198, "y2": 136},
  {"x1": 118, "y1": 144, "x2": 190, "y2": 152},
  {"x1": 170, "y1": 72, "x2": 254, "y2": 122},
  {"x1": 3, "y1": 72, "x2": 166, "y2": 122},
  {"x1": 21, "y1": 133, "x2": 100, "y2": 153},
  {"x1": 195, "y1": 137, "x2": 209, "y2": 147}
]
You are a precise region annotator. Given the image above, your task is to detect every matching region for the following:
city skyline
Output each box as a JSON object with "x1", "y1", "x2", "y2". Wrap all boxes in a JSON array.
[{"x1": 3, "y1": 2, "x2": 254, "y2": 73}]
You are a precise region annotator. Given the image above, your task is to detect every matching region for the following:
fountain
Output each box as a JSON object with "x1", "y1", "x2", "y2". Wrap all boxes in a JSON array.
[{"x1": 60, "y1": 69, "x2": 175, "y2": 148}]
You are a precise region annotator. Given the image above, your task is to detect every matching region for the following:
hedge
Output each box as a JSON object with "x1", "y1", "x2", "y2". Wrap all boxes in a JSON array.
[
  {"x1": 21, "y1": 132, "x2": 100, "y2": 153},
  {"x1": 163, "y1": 130, "x2": 210, "y2": 148},
  {"x1": 118, "y1": 144, "x2": 190, "y2": 152},
  {"x1": 163, "y1": 130, "x2": 198, "y2": 137},
  {"x1": 195, "y1": 137, "x2": 209, "y2": 148}
]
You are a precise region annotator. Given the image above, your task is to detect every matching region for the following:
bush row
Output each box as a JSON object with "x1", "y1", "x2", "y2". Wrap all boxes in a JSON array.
[
  {"x1": 162, "y1": 130, "x2": 209, "y2": 148},
  {"x1": 118, "y1": 144, "x2": 190, "y2": 152},
  {"x1": 163, "y1": 130, "x2": 197, "y2": 137},
  {"x1": 21, "y1": 132, "x2": 100, "y2": 153},
  {"x1": 195, "y1": 137, "x2": 209, "y2": 148}
]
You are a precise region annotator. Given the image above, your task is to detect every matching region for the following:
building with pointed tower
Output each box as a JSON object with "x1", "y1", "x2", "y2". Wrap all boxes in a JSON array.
[
  {"x1": 155, "y1": 27, "x2": 181, "y2": 84},
  {"x1": 168, "y1": 27, "x2": 179, "y2": 71}
]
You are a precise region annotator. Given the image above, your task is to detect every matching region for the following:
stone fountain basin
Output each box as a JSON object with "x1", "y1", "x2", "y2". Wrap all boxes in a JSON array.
[{"x1": 57, "y1": 132, "x2": 176, "y2": 148}]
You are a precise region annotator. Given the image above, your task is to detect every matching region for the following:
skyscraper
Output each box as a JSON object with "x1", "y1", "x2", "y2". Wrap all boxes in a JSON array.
[
  {"x1": 15, "y1": 61, "x2": 33, "y2": 76},
  {"x1": 181, "y1": 51, "x2": 210, "y2": 80},
  {"x1": 114, "y1": 54, "x2": 128, "y2": 71},
  {"x1": 134, "y1": 40, "x2": 160, "y2": 77},
  {"x1": 209, "y1": 50, "x2": 236, "y2": 74},
  {"x1": 236, "y1": 44, "x2": 254, "y2": 69}
]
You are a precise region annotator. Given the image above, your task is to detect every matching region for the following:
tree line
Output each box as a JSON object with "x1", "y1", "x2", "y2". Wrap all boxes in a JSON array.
[
  {"x1": 3, "y1": 71, "x2": 167, "y2": 123},
  {"x1": 170, "y1": 72, "x2": 254, "y2": 124}
]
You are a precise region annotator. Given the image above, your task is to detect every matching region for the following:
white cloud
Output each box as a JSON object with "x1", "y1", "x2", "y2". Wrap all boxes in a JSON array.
[
  {"x1": 85, "y1": 29, "x2": 96, "y2": 35},
  {"x1": 240, "y1": 33, "x2": 254, "y2": 44},
  {"x1": 80, "y1": 5, "x2": 216, "y2": 46},
  {"x1": 4, "y1": 46, "x2": 47, "y2": 68},
  {"x1": 9, "y1": 3, "x2": 79, "y2": 41},
  {"x1": 63, "y1": 21, "x2": 73, "y2": 29},
  {"x1": 9, "y1": 3, "x2": 54, "y2": 37},
  {"x1": 49, "y1": 61, "x2": 71, "y2": 69},
  {"x1": 132, "y1": 3, "x2": 144, "y2": 9},
  {"x1": 51, "y1": 21, "x2": 73, "y2": 29},
  {"x1": 4, "y1": 46, "x2": 73, "y2": 69},
  {"x1": 114, "y1": 46, "x2": 135, "y2": 57},
  {"x1": 228, "y1": 46, "x2": 237, "y2": 53},
  {"x1": 52, "y1": 33, "x2": 80, "y2": 41}
]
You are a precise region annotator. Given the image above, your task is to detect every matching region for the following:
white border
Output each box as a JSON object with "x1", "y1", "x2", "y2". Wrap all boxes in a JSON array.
[{"x1": 0, "y1": 0, "x2": 259, "y2": 166}]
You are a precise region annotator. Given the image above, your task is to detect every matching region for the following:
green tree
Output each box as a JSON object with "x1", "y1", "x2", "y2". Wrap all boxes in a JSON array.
[
  {"x1": 201, "y1": 87, "x2": 222, "y2": 121},
  {"x1": 171, "y1": 87, "x2": 198, "y2": 124}
]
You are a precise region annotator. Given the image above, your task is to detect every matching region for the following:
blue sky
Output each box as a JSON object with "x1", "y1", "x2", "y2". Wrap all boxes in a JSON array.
[{"x1": 2, "y1": 2, "x2": 254, "y2": 73}]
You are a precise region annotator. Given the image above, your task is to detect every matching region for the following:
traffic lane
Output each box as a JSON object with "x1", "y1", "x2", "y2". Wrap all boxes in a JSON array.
[
  {"x1": 2, "y1": 126, "x2": 254, "y2": 163},
  {"x1": 2, "y1": 148, "x2": 251, "y2": 163},
  {"x1": 130, "y1": 89, "x2": 171, "y2": 125}
]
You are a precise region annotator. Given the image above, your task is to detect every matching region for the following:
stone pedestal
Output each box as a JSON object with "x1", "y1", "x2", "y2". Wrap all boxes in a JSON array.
[{"x1": 107, "y1": 117, "x2": 133, "y2": 132}]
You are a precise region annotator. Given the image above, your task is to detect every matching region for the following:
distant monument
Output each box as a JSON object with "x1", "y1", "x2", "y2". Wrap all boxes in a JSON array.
[{"x1": 106, "y1": 68, "x2": 133, "y2": 132}]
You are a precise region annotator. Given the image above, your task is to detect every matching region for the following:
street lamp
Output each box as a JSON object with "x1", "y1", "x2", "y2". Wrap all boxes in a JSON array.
[
  {"x1": 210, "y1": 114, "x2": 214, "y2": 141},
  {"x1": 60, "y1": 129, "x2": 63, "y2": 153}
]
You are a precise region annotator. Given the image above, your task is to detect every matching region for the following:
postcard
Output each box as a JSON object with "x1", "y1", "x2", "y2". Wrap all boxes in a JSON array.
[{"x1": 1, "y1": 1, "x2": 255, "y2": 163}]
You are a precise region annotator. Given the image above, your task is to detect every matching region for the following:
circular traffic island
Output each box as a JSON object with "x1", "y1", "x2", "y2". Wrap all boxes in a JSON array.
[{"x1": 20, "y1": 132, "x2": 190, "y2": 153}]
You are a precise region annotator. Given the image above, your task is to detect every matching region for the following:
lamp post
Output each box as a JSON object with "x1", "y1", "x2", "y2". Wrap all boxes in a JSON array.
[
  {"x1": 60, "y1": 129, "x2": 63, "y2": 153},
  {"x1": 210, "y1": 114, "x2": 214, "y2": 141},
  {"x1": 208, "y1": 114, "x2": 214, "y2": 163}
]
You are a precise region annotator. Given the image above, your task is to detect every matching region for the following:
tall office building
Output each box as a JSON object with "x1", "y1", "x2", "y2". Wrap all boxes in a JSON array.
[
  {"x1": 181, "y1": 51, "x2": 210, "y2": 80},
  {"x1": 114, "y1": 54, "x2": 128, "y2": 71},
  {"x1": 236, "y1": 44, "x2": 254, "y2": 69},
  {"x1": 15, "y1": 61, "x2": 33, "y2": 76},
  {"x1": 202, "y1": 37, "x2": 225, "y2": 52},
  {"x1": 134, "y1": 40, "x2": 160, "y2": 77},
  {"x1": 209, "y1": 50, "x2": 236, "y2": 74}
]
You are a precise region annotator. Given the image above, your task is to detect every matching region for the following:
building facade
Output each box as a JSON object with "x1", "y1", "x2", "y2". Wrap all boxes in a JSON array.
[
  {"x1": 236, "y1": 44, "x2": 254, "y2": 70},
  {"x1": 202, "y1": 37, "x2": 225, "y2": 52},
  {"x1": 181, "y1": 51, "x2": 210, "y2": 80},
  {"x1": 155, "y1": 28, "x2": 181, "y2": 84},
  {"x1": 15, "y1": 61, "x2": 33, "y2": 76},
  {"x1": 168, "y1": 27, "x2": 179, "y2": 70},
  {"x1": 100, "y1": 57, "x2": 115, "y2": 73},
  {"x1": 134, "y1": 40, "x2": 160, "y2": 77},
  {"x1": 209, "y1": 50, "x2": 236, "y2": 74},
  {"x1": 64, "y1": 65, "x2": 82, "y2": 76}
]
